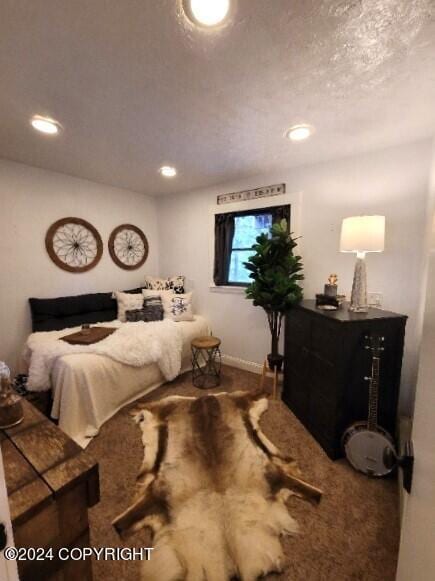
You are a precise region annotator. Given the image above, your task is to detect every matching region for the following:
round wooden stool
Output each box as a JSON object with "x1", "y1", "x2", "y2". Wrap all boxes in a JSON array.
[{"x1": 191, "y1": 336, "x2": 221, "y2": 389}]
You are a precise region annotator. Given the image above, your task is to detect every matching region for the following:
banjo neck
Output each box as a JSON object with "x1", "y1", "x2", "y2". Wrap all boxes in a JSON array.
[{"x1": 367, "y1": 355, "x2": 380, "y2": 431}]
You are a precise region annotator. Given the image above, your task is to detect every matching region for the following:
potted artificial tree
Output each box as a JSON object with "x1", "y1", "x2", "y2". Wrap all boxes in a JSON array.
[{"x1": 244, "y1": 219, "x2": 303, "y2": 371}]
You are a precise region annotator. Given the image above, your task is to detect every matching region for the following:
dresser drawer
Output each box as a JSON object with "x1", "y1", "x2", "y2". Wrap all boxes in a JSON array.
[
  {"x1": 309, "y1": 392, "x2": 337, "y2": 443},
  {"x1": 310, "y1": 354, "x2": 340, "y2": 393},
  {"x1": 311, "y1": 320, "x2": 341, "y2": 363},
  {"x1": 286, "y1": 340, "x2": 310, "y2": 370},
  {"x1": 284, "y1": 370, "x2": 310, "y2": 421},
  {"x1": 286, "y1": 310, "x2": 311, "y2": 347}
]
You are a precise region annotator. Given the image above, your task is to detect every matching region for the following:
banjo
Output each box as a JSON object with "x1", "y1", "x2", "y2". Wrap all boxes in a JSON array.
[{"x1": 342, "y1": 334, "x2": 396, "y2": 477}]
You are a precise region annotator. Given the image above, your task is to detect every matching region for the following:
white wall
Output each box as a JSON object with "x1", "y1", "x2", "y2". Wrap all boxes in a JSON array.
[
  {"x1": 0, "y1": 140, "x2": 431, "y2": 414},
  {"x1": 157, "y1": 140, "x2": 433, "y2": 414},
  {"x1": 0, "y1": 159, "x2": 159, "y2": 372},
  {"x1": 396, "y1": 142, "x2": 435, "y2": 581}
]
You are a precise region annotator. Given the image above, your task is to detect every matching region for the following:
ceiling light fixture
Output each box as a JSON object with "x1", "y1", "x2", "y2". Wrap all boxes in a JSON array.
[
  {"x1": 159, "y1": 165, "x2": 177, "y2": 178},
  {"x1": 184, "y1": 0, "x2": 230, "y2": 27},
  {"x1": 30, "y1": 115, "x2": 61, "y2": 135},
  {"x1": 285, "y1": 124, "x2": 314, "y2": 142}
]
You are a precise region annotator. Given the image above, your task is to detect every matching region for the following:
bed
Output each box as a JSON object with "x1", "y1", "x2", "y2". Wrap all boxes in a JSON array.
[{"x1": 24, "y1": 289, "x2": 209, "y2": 447}]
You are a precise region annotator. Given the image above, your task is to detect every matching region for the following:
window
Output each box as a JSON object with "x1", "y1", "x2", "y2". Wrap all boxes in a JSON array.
[
  {"x1": 228, "y1": 212, "x2": 272, "y2": 284},
  {"x1": 213, "y1": 204, "x2": 290, "y2": 286}
]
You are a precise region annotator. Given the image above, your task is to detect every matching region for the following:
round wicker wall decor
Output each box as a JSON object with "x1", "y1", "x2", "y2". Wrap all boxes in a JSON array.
[
  {"x1": 108, "y1": 224, "x2": 149, "y2": 270},
  {"x1": 45, "y1": 217, "x2": 103, "y2": 273}
]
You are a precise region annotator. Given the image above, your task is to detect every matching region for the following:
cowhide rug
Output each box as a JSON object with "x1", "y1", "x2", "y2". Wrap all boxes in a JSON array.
[{"x1": 113, "y1": 390, "x2": 322, "y2": 581}]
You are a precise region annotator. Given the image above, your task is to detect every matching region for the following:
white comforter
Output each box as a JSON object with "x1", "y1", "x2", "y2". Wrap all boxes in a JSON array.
[
  {"x1": 26, "y1": 319, "x2": 182, "y2": 391},
  {"x1": 23, "y1": 316, "x2": 210, "y2": 447}
]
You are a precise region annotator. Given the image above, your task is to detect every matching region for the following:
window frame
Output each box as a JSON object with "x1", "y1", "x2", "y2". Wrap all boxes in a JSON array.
[{"x1": 224, "y1": 205, "x2": 290, "y2": 288}]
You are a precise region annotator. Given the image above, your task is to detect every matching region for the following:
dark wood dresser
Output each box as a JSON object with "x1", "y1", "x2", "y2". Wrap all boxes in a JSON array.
[
  {"x1": 284, "y1": 300, "x2": 407, "y2": 459},
  {"x1": 1, "y1": 399, "x2": 99, "y2": 580}
]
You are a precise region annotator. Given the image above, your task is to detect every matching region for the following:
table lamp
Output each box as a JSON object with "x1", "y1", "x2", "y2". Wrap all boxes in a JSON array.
[{"x1": 340, "y1": 215, "x2": 385, "y2": 312}]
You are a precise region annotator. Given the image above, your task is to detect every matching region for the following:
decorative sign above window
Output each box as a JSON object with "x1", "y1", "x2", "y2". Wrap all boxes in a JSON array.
[
  {"x1": 108, "y1": 224, "x2": 149, "y2": 270},
  {"x1": 217, "y1": 183, "x2": 286, "y2": 206}
]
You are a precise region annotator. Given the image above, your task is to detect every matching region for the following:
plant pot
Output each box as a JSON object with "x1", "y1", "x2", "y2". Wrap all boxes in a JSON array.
[{"x1": 267, "y1": 353, "x2": 284, "y2": 372}]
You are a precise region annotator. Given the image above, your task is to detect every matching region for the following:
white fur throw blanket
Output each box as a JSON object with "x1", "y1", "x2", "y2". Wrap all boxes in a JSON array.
[{"x1": 26, "y1": 320, "x2": 183, "y2": 391}]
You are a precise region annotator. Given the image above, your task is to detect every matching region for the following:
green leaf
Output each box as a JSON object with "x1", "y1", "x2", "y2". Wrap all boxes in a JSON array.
[{"x1": 244, "y1": 218, "x2": 303, "y2": 317}]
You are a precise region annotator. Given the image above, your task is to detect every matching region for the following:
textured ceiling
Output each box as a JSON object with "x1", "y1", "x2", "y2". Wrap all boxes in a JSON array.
[{"x1": 0, "y1": 0, "x2": 434, "y2": 195}]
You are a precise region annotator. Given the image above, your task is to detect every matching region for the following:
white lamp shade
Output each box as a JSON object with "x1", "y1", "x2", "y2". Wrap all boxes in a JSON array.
[{"x1": 340, "y1": 215, "x2": 385, "y2": 253}]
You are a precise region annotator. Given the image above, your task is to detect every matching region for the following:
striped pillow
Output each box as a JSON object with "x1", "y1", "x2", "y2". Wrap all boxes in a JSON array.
[{"x1": 126, "y1": 297, "x2": 164, "y2": 322}]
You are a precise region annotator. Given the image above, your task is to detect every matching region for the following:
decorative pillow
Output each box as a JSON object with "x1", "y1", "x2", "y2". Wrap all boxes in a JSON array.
[
  {"x1": 142, "y1": 289, "x2": 164, "y2": 299},
  {"x1": 144, "y1": 275, "x2": 185, "y2": 294},
  {"x1": 161, "y1": 292, "x2": 194, "y2": 322},
  {"x1": 114, "y1": 291, "x2": 144, "y2": 322},
  {"x1": 125, "y1": 308, "x2": 160, "y2": 322},
  {"x1": 144, "y1": 296, "x2": 163, "y2": 308},
  {"x1": 125, "y1": 309, "x2": 146, "y2": 322},
  {"x1": 111, "y1": 286, "x2": 145, "y2": 299},
  {"x1": 143, "y1": 276, "x2": 167, "y2": 291},
  {"x1": 167, "y1": 275, "x2": 186, "y2": 294},
  {"x1": 144, "y1": 296, "x2": 164, "y2": 320},
  {"x1": 126, "y1": 297, "x2": 164, "y2": 322}
]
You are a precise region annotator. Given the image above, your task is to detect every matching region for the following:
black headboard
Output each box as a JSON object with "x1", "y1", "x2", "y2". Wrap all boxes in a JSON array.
[{"x1": 29, "y1": 287, "x2": 144, "y2": 332}]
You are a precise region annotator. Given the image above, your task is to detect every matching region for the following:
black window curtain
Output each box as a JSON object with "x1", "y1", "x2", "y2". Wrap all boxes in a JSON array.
[
  {"x1": 214, "y1": 212, "x2": 235, "y2": 285},
  {"x1": 271, "y1": 204, "x2": 290, "y2": 230}
]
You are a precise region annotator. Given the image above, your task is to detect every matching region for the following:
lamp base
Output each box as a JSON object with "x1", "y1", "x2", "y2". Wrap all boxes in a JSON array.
[
  {"x1": 349, "y1": 304, "x2": 369, "y2": 313},
  {"x1": 349, "y1": 256, "x2": 368, "y2": 313}
]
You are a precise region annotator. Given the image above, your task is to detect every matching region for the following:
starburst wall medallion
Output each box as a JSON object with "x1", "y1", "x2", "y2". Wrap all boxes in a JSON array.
[
  {"x1": 108, "y1": 224, "x2": 149, "y2": 270},
  {"x1": 45, "y1": 217, "x2": 103, "y2": 273}
]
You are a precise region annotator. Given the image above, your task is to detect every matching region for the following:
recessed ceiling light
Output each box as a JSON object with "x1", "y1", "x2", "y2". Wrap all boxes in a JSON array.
[
  {"x1": 159, "y1": 165, "x2": 177, "y2": 178},
  {"x1": 30, "y1": 115, "x2": 61, "y2": 135},
  {"x1": 285, "y1": 124, "x2": 314, "y2": 142},
  {"x1": 184, "y1": 0, "x2": 230, "y2": 27}
]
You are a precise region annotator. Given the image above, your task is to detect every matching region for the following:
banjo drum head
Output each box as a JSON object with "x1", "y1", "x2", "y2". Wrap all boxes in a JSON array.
[{"x1": 343, "y1": 429, "x2": 395, "y2": 477}]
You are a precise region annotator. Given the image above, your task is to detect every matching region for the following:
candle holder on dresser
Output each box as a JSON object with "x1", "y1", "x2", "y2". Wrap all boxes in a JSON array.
[{"x1": 316, "y1": 274, "x2": 346, "y2": 310}]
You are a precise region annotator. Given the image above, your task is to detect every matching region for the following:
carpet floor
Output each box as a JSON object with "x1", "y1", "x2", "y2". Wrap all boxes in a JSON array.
[{"x1": 87, "y1": 365, "x2": 399, "y2": 581}]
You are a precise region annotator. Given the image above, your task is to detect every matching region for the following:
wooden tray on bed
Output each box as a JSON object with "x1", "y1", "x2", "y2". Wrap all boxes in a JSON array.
[{"x1": 60, "y1": 326, "x2": 117, "y2": 345}]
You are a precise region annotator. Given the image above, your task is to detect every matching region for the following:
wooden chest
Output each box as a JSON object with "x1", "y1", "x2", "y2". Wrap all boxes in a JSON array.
[
  {"x1": 1, "y1": 399, "x2": 99, "y2": 580},
  {"x1": 284, "y1": 300, "x2": 407, "y2": 459}
]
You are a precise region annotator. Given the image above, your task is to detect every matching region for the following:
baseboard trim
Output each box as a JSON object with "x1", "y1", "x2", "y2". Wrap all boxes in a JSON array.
[{"x1": 221, "y1": 354, "x2": 263, "y2": 375}]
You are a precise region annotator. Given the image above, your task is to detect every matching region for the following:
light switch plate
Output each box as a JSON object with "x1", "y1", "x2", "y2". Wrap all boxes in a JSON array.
[{"x1": 368, "y1": 292, "x2": 383, "y2": 308}]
